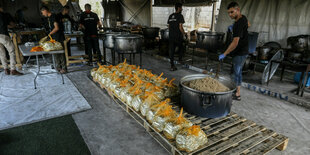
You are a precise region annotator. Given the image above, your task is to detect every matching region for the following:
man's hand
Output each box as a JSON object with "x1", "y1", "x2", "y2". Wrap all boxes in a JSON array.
[{"x1": 219, "y1": 54, "x2": 226, "y2": 60}]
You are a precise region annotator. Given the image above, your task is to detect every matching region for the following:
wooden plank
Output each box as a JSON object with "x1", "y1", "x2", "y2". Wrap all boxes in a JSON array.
[
  {"x1": 191, "y1": 120, "x2": 256, "y2": 154},
  {"x1": 247, "y1": 134, "x2": 289, "y2": 155},
  {"x1": 69, "y1": 55, "x2": 88, "y2": 59},
  {"x1": 221, "y1": 130, "x2": 277, "y2": 155},
  {"x1": 206, "y1": 120, "x2": 256, "y2": 145},
  {"x1": 201, "y1": 126, "x2": 266, "y2": 155},
  {"x1": 201, "y1": 113, "x2": 238, "y2": 130},
  {"x1": 68, "y1": 59, "x2": 89, "y2": 63},
  {"x1": 205, "y1": 116, "x2": 247, "y2": 136}
]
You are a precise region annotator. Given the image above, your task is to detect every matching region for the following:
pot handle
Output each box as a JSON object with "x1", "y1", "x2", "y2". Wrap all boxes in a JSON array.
[{"x1": 200, "y1": 94, "x2": 214, "y2": 110}]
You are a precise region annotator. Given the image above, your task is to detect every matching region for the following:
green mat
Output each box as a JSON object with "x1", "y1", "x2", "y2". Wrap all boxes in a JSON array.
[{"x1": 0, "y1": 115, "x2": 91, "y2": 155}]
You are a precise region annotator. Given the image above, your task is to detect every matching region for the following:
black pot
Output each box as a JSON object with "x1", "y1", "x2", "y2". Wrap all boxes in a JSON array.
[
  {"x1": 258, "y1": 46, "x2": 272, "y2": 60},
  {"x1": 180, "y1": 74, "x2": 236, "y2": 118},
  {"x1": 288, "y1": 51, "x2": 303, "y2": 61},
  {"x1": 142, "y1": 27, "x2": 160, "y2": 39},
  {"x1": 196, "y1": 31, "x2": 225, "y2": 53},
  {"x1": 263, "y1": 41, "x2": 281, "y2": 49},
  {"x1": 287, "y1": 35, "x2": 308, "y2": 52},
  {"x1": 160, "y1": 28, "x2": 169, "y2": 40}
]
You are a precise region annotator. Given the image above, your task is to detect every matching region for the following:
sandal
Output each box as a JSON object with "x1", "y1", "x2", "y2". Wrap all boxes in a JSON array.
[{"x1": 232, "y1": 94, "x2": 241, "y2": 101}]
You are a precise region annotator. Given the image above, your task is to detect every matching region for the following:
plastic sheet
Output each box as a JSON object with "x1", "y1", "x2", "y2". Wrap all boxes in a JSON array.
[
  {"x1": 0, "y1": 66, "x2": 91, "y2": 130},
  {"x1": 163, "y1": 108, "x2": 193, "y2": 140},
  {"x1": 216, "y1": 0, "x2": 310, "y2": 46}
]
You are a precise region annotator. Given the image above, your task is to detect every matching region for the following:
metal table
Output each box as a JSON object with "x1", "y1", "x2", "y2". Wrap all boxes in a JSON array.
[{"x1": 19, "y1": 44, "x2": 65, "y2": 89}]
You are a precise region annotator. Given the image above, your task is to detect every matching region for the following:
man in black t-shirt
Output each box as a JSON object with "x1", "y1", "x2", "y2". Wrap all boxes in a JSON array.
[
  {"x1": 167, "y1": 3, "x2": 186, "y2": 71},
  {"x1": 57, "y1": 5, "x2": 74, "y2": 56},
  {"x1": 79, "y1": 4, "x2": 102, "y2": 65},
  {"x1": 41, "y1": 6, "x2": 67, "y2": 73},
  {"x1": 219, "y1": 2, "x2": 250, "y2": 101}
]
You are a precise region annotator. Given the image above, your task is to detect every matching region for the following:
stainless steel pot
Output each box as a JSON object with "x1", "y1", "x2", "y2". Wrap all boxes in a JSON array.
[
  {"x1": 160, "y1": 28, "x2": 169, "y2": 40},
  {"x1": 258, "y1": 46, "x2": 272, "y2": 60},
  {"x1": 196, "y1": 31, "x2": 225, "y2": 52},
  {"x1": 114, "y1": 34, "x2": 143, "y2": 53},
  {"x1": 103, "y1": 32, "x2": 129, "y2": 49},
  {"x1": 142, "y1": 27, "x2": 160, "y2": 39},
  {"x1": 180, "y1": 74, "x2": 236, "y2": 118}
]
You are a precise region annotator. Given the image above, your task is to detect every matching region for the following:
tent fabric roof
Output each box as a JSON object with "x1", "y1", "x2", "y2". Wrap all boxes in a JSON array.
[{"x1": 153, "y1": 0, "x2": 215, "y2": 7}]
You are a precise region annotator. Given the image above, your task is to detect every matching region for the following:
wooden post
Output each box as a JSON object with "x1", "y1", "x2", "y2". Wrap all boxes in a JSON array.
[
  {"x1": 12, "y1": 33, "x2": 23, "y2": 70},
  {"x1": 64, "y1": 37, "x2": 71, "y2": 67},
  {"x1": 211, "y1": 1, "x2": 217, "y2": 32}
]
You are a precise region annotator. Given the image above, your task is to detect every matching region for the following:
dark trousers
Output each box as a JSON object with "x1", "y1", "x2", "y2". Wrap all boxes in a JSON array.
[
  {"x1": 85, "y1": 36, "x2": 101, "y2": 63},
  {"x1": 169, "y1": 40, "x2": 184, "y2": 66}
]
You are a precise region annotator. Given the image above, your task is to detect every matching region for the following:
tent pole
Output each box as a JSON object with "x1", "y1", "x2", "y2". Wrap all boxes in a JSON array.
[{"x1": 211, "y1": 1, "x2": 216, "y2": 32}]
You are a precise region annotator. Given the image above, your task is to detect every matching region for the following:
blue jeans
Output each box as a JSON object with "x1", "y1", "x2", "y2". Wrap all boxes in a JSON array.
[{"x1": 232, "y1": 55, "x2": 247, "y2": 86}]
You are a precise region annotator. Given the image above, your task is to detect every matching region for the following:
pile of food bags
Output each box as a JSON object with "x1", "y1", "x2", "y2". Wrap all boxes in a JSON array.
[
  {"x1": 91, "y1": 60, "x2": 207, "y2": 152},
  {"x1": 31, "y1": 35, "x2": 63, "y2": 52}
]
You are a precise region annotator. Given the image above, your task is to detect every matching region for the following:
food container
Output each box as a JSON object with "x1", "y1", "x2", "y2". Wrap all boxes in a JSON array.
[{"x1": 179, "y1": 74, "x2": 236, "y2": 118}]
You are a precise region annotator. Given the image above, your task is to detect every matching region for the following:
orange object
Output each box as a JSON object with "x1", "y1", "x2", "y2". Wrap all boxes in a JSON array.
[
  {"x1": 30, "y1": 46, "x2": 44, "y2": 52},
  {"x1": 187, "y1": 125, "x2": 201, "y2": 136}
]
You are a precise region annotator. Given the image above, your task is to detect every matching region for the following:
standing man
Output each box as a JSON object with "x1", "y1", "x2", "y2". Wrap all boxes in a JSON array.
[
  {"x1": 168, "y1": 3, "x2": 186, "y2": 71},
  {"x1": 57, "y1": 5, "x2": 74, "y2": 56},
  {"x1": 41, "y1": 6, "x2": 67, "y2": 73},
  {"x1": 79, "y1": 4, "x2": 102, "y2": 66},
  {"x1": 15, "y1": 6, "x2": 28, "y2": 26},
  {"x1": 0, "y1": 6, "x2": 23, "y2": 75},
  {"x1": 219, "y1": 2, "x2": 249, "y2": 101}
]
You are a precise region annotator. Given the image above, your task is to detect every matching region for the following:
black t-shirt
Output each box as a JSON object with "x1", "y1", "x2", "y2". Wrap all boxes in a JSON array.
[
  {"x1": 43, "y1": 13, "x2": 64, "y2": 42},
  {"x1": 0, "y1": 12, "x2": 9, "y2": 36},
  {"x1": 231, "y1": 15, "x2": 249, "y2": 56},
  {"x1": 79, "y1": 11, "x2": 99, "y2": 36},
  {"x1": 167, "y1": 13, "x2": 185, "y2": 41}
]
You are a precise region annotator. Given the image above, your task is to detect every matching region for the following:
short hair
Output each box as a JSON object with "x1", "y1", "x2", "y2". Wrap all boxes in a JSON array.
[
  {"x1": 63, "y1": 5, "x2": 70, "y2": 10},
  {"x1": 175, "y1": 3, "x2": 182, "y2": 11},
  {"x1": 40, "y1": 6, "x2": 50, "y2": 11},
  {"x1": 85, "y1": 4, "x2": 91, "y2": 10},
  {"x1": 227, "y1": 2, "x2": 239, "y2": 10}
]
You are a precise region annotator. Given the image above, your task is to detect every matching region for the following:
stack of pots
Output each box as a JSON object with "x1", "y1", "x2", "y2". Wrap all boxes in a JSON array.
[{"x1": 287, "y1": 35, "x2": 310, "y2": 63}]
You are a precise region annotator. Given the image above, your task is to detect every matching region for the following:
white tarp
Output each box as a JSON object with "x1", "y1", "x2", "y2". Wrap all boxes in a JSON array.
[
  {"x1": 0, "y1": 66, "x2": 92, "y2": 131},
  {"x1": 216, "y1": 0, "x2": 310, "y2": 47}
]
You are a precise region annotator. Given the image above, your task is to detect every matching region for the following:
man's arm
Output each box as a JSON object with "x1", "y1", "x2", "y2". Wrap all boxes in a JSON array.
[
  {"x1": 179, "y1": 23, "x2": 185, "y2": 35},
  {"x1": 223, "y1": 37, "x2": 239, "y2": 56},
  {"x1": 49, "y1": 22, "x2": 59, "y2": 35}
]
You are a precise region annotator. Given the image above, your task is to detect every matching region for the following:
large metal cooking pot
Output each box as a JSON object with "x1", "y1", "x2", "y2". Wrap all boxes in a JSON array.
[
  {"x1": 196, "y1": 31, "x2": 225, "y2": 52},
  {"x1": 103, "y1": 32, "x2": 129, "y2": 49},
  {"x1": 180, "y1": 74, "x2": 236, "y2": 118},
  {"x1": 142, "y1": 27, "x2": 160, "y2": 39},
  {"x1": 114, "y1": 34, "x2": 143, "y2": 53},
  {"x1": 258, "y1": 46, "x2": 272, "y2": 60},
  {"x1": 288, "y1": 51, "x2": 303, "y2": 62},
  {"x1": 287, "y1": 35, "x2": 308, "y2": 52},
  {"x1": 160, "y1": 28, "x2": 169, "y2": 40}
]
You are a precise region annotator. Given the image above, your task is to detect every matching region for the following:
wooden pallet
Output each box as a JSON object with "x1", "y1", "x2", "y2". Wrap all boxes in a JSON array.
[{"x1": 90, "y1": 75, "x2": 289, "y2": 155}]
